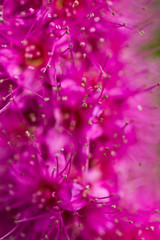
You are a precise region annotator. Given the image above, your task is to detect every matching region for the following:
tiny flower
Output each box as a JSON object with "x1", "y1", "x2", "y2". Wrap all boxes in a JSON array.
[{"x1": 0, "y1": 0, "x2": 160, "y2": 239}]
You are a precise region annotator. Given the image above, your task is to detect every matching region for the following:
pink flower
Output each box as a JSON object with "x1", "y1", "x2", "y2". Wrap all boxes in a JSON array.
[{"x1": 0, "y1": 0, "x2": 160, "y2": 239}]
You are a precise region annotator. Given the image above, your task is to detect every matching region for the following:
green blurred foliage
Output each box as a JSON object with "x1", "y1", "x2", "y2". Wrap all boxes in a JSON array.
[{"x1": 143, "y1": 30, "x2": 160, "y2": 58}]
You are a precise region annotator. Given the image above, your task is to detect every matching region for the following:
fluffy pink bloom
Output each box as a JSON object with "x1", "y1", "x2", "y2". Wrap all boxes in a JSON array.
[{"x1": 0, "y1": 0, "x2": 160, "y2": 239}]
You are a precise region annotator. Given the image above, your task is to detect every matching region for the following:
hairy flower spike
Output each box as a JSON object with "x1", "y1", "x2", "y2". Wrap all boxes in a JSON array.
[{"x1": 0, "y1": 0, "x2": 160, "y2": 239}]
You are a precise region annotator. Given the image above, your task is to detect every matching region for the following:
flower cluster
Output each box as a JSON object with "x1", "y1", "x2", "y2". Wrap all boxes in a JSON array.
[{"x1": 0, "y1": 0, "x2": 160, "y2": 240}]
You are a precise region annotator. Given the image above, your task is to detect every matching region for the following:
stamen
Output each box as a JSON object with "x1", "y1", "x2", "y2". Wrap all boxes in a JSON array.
[{"x1": 0, "y1": 225, "x2": 18, "y2": 240}]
